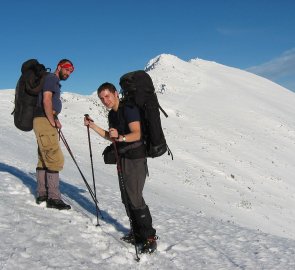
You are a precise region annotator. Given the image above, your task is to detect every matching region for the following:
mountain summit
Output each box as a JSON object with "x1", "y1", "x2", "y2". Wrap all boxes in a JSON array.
[{"x1": 144, "y1": 53, "x2": 295, "y2": 239}]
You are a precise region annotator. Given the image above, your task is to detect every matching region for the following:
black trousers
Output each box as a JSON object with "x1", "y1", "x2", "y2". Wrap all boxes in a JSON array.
[{"x1": 120, "y1": 157, "x2": 156, "y2": 240}]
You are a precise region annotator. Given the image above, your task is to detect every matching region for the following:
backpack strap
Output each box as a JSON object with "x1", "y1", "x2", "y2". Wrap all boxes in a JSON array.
[
  {"x1": 159, "y1": 104, "x2": 168, "y2": 118},
  {"x1": 166, "y1": 144, "x2": 174, "y2": 160}
]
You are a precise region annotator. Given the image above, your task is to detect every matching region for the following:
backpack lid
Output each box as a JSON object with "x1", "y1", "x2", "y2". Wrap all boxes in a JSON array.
[{"x1": 21, "y1": 59, "x2": 40, "y2": 74}]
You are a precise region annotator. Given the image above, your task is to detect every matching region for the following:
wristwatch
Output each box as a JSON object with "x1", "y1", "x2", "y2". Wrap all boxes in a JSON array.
[{"x1": 122, "y1": 136, "x2": 126, "y2": 142}]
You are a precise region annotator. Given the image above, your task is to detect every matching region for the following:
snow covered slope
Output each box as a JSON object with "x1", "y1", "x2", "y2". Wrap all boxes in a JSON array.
[
  {"x1": 146, "y1": 54, "x2": 295, "y2": 238},
  {"x1": 1, "y1": 54, "x2": 295, "y2": 269}
]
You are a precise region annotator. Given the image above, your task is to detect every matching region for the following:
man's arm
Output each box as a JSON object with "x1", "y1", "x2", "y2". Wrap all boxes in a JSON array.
[
  {"x1": 109, "y1": 121, "x2": 141, "y2": 143},
  {"x1": 43, "y1": 91, "x2": 61, "y2": 128},
  {"x1": 84, "y1": 116, "x2": 111, "y2": 141}
]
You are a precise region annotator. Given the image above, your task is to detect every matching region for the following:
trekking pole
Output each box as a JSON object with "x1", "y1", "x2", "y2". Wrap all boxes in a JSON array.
[
  {"x1": 58, "y1": 129, "x2": 103, "y2": 222},
  {"x1": 112, "y1": 140, "x2": 140, "y2": 262},
  {"x1": 84, "y1": 114, "x2": 100, "y2": 226}
]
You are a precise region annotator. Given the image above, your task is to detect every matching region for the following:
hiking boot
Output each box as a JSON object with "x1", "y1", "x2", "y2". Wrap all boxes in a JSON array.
[
  {"x1": 121, "y1": 231, "x2": 136, "y2": 244},
  {"x1": 121, "y1": 230, "x2": 142, "y2": 245},
  {"x1": 138, "y1": 235, "x2": 158, "y2": 254},
  {"x1": 36, "y1": 196, "x2": 48, "y2": 204},
  {"x1": 47, "y1": 199, "x2": 71, "y2": 210}
]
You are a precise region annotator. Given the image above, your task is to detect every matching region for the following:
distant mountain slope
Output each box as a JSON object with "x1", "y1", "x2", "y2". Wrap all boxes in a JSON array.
[{"x1": 145, "y1": 54, "x2": 295, "y2": 239}]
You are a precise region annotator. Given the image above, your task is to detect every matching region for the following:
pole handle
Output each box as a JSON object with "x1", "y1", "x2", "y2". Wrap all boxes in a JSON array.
[{"x1": 84, "y1": 114, "x2": 94, "y2": 122}]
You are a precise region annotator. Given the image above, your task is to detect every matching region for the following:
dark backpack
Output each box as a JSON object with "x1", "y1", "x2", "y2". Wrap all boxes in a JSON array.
[
  {"x1": 12, "y1": 59, "x2": 49, "y2": 131},
  {"x1": 119, "y1": 70, "x2": 172, "y2": 158}
]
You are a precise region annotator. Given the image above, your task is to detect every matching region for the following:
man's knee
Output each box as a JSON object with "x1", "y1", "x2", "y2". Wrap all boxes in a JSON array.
[{"x1": 47, "y1": 154, "x2": 64, "y2": 171}]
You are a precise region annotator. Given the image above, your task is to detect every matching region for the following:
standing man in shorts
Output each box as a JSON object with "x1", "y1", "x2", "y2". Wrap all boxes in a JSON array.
[{"x1": 33, "y1": 59, "x2": 74, "y2": 210}]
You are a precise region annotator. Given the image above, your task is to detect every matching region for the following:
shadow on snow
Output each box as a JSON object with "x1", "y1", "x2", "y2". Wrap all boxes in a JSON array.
[{"x1": 0, "y1": 162, "x2": 128, "y2": 234}]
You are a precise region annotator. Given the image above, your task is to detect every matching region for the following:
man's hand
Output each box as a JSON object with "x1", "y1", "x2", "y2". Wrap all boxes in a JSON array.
[
  {"x1": 84, "y1": 114, "x2": 94, "y2": 126},
  {"x1": 109, "y1": 128, "x2": 119, "y2": 139},
  {"x1": 54, "y1": 119, "x2": 62, "y2": 129}
]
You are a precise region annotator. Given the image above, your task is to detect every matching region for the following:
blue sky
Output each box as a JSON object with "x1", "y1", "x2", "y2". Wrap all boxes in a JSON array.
[{"x1": 0, "y1": 0, "x2": 295, "y2": 94}]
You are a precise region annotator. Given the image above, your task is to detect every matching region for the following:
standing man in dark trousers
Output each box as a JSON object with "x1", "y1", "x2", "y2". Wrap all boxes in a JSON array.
[
  {"x1": 84, "y1": 82, "x2": 157, "y2": 253},
  {"x1": 34, "y1": 59, "x2": 74, "y2": 210}
]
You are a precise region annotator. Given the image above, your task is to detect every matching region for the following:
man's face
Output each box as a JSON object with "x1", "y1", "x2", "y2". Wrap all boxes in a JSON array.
[
  {"x1": 98, "y1": 89, "x2": 118, "y2": 110},
  {"x1": 58, "y1": 62, "x2": 74, "y2": 81}
]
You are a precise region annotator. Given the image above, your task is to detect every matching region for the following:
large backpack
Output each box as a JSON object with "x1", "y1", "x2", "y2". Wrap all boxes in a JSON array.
[
  {"x1": 12, "y1": 59, "x2": 49, "y2": 131},
  {"x1": 119, "y1": 70, "x2": 172, "y2": 158}
]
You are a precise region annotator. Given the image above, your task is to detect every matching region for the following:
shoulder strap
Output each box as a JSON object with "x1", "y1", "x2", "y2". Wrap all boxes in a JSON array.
[{"x1": 159, "y1": 104, "x2": 168, "y2": 118}]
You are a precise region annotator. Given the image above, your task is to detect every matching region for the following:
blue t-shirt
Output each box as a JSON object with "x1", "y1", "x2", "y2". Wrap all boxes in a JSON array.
[{"x1": 41, "y1": 73, "x2": 62, "y2": 114}]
